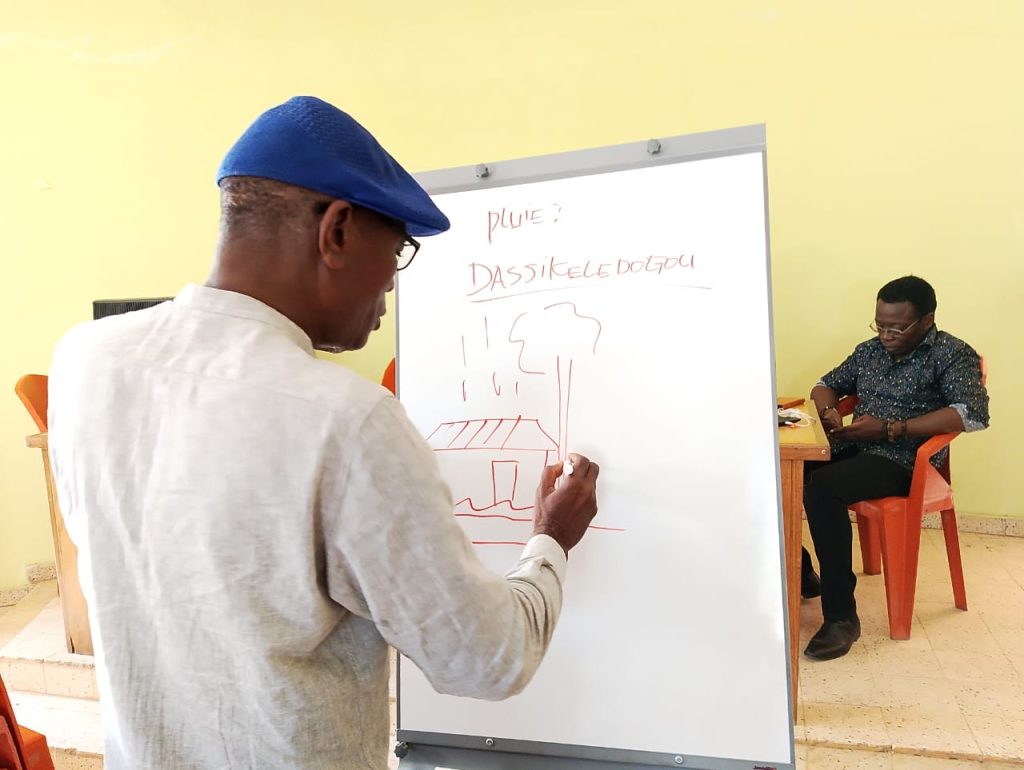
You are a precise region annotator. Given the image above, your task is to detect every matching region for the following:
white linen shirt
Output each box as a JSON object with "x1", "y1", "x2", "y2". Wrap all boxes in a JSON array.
[{"x1": 48, "y1": 284, "x2": 567, "y2": 770}]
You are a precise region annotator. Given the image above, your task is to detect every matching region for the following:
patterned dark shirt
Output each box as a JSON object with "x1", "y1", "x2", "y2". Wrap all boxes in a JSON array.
[{"x1": 819, "y1": 326, "x2": 989, "y2": 471}]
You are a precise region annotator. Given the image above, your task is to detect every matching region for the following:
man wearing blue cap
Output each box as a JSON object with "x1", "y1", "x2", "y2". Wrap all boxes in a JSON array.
[{"x1": 48, "y1": 96, "x2": 600, "y2": 769}]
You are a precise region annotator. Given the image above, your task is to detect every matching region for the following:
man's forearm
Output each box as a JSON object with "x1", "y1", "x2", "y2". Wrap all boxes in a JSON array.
[
  {"x1": 811, "y1": 385, "x2": 839, "y2": 416},
  {"x1": 903, "y1": 406, "x2": 965, "y2": 438}
]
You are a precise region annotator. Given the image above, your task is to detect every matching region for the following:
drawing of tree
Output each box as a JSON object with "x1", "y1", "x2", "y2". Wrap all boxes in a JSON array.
[{"x1": 507, "y1": 302, "x2": 602, "y2": 459}]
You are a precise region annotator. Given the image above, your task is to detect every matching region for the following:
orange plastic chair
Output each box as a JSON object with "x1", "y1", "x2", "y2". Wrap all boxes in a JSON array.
[
  {"x1": 381, "y1": 357, "x2": 396, "y2": 395},
  {"x1": 1, "y1": 673, "x2": 55, "y2": 770},
  {"x1": 14, "y1": 375, "x2": 48, "y2": 432},
  {"x1": 837, "y1": 356, "x2": 986, "y2": 640}
]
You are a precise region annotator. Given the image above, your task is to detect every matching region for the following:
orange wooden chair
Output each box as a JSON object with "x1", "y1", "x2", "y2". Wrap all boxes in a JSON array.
[
  {"x1": 381, "y1": 357, "x2": 396, "y2": 395},
  {"x1": 838, "y1": 357, "x2": 986, "y2": 640},
  {"x1": 14, "y1": 375, "x2": 48, "y2": 432},
  {"x1": 1, "y1": 673, "x2": 55, "y2": 770}
]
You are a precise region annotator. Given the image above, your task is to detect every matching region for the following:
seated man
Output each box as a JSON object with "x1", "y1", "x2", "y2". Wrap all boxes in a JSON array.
[{"x1": 802, "y1": 275, "x2": 989, "y2": 661}]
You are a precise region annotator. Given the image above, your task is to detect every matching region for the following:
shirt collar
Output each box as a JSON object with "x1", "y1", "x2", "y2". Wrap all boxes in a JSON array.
[
  {"x1": 174, "y1": 284, "x2": 315, "y2": 355},
  {"x1": 911, "y1": 324, "x2": 939, "y2": 354},
  {"x1": 880, "y1": 323, "x2": 938, "y2": 362}
]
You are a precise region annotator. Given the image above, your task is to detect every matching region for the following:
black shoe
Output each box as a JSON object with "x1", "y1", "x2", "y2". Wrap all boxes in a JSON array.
[
  {"x1": 804, "y1": 615, "x2": 861, "y2": 661},
  {"x1": 801, "y1": 569, "x2": 821, "y2": 599}
]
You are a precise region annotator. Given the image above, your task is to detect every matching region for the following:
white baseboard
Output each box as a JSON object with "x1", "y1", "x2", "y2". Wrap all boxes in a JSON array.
[
  {"x1": 0, "y1": 585, "x2": 31, "y2": 607},
  {"x1": 921, "y1": 512, "x2": 1024, "y2": 537},
  {"x1": 25, "y1": 562, "x2": 57, "y2": 584},
  {"x1": 831, "y1": 510, "x2": 1024, "y2": 537},
  {"x1": 0, "y1": 562, "x2": 58, "y2": 606}
]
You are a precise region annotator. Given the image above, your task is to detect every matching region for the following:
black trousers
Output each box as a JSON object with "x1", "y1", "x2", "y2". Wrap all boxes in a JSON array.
[{"x1": 803, "y1": 447, "x2": 912, "y2": 621}]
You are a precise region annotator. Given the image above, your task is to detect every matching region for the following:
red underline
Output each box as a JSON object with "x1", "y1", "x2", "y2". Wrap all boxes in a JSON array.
[
  {"x1": 472, "y1": 541, "x2": 528, "y2": 546},
  {"x1": 456, "y1": 512, "x2": 532, "y2": 522},
  {"x1": 456, "y1": 512, "x2": 625, "y2": 533}
]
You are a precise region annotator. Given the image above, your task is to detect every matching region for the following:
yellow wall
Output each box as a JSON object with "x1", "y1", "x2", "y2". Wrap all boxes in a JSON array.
[{"x1": 2, "y1": 1, "x2": 1020, "y2": 588}]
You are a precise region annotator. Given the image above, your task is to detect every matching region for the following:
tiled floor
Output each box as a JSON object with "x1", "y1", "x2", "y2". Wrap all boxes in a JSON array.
[
  {"x1": 0, "y1": 578, "x2": 57, "y2": 649},
  {"x1": 797, "y1": 525, "x2": 1024, "y2": 767},
  {"x1": 3, "y1": 527, "x2": 1024, "y2": 769}
]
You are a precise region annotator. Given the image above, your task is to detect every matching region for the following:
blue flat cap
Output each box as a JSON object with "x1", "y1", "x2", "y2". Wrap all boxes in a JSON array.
[{"x1": 217, "y1": 96, "x2": 450, "y2": 237}]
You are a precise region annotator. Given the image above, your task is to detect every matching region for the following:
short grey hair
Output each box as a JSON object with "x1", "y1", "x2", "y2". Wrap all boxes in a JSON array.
[{"x1": 218, "y1": 176, "x2": 323, "y2": 235}]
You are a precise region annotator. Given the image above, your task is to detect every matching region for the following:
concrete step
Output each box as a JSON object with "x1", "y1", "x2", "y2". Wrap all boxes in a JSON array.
[
  {"x1": 8, "y1": 688, "x2": 103, "y2": 769},
  {"x1": 0, "y1": 596, "x2": 97, "y2": 700},
  {"x1": 1, "y1": 583, "x2": 102, "y2": 766}
]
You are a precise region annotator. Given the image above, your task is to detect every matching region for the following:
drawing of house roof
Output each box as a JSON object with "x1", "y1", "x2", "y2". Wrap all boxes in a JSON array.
[{"x1": 426, "y1": 417, "x2": 558, "y2": 451}]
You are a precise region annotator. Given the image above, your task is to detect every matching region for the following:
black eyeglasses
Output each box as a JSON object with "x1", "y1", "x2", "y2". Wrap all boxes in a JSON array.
[
  {"x1": 314, "y1": 200, "x2": 419, "y2": 270},
  {"x1": 396, "y1": 235, "x2": 420, "y2": 271}
]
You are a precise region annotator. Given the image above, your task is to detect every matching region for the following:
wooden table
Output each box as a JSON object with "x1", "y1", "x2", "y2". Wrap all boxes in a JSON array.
[
  {"x1": 25, "y1": 432, "x2": 93, "y2": 655},
  {"x1": 777, "y1": 399, "x2": 830, "y2": 712}
]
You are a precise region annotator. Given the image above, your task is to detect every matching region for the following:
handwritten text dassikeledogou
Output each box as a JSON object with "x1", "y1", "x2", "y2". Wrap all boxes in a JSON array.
[{"x1": 467, "y1": 254, "x2": 701, "y2": 300}]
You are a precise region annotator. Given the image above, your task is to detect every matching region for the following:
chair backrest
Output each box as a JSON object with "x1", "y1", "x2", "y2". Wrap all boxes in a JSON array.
[
  {"x1": 836, "y1": 394, "x2": 858, "y2": 417},
  {"x1": 0, "y1": 719, "x2": 24, "y2": 770},
  {"x1": 0, "y1": 674, "x2": 27, "y2": 769},
  {"x1": 381, "y1": 357, "x2": 396, "y2": 395},
  {"x1": 14, "y1": 375, "x2": 48, "y2": 432}
]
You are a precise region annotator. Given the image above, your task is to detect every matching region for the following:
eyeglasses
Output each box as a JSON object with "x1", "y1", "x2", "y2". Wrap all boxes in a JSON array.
[
  {"x1": 869, "y1": 318, "x2": 920, "y2": 338},
  {"x1": 396, "y1": 235, "x2": 420, "y2": 271}
]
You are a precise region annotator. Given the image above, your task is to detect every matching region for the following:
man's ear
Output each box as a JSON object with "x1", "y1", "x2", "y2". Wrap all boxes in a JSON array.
[{"x1": 318, "y1": 199, "x2": 354, "y2": 269}]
